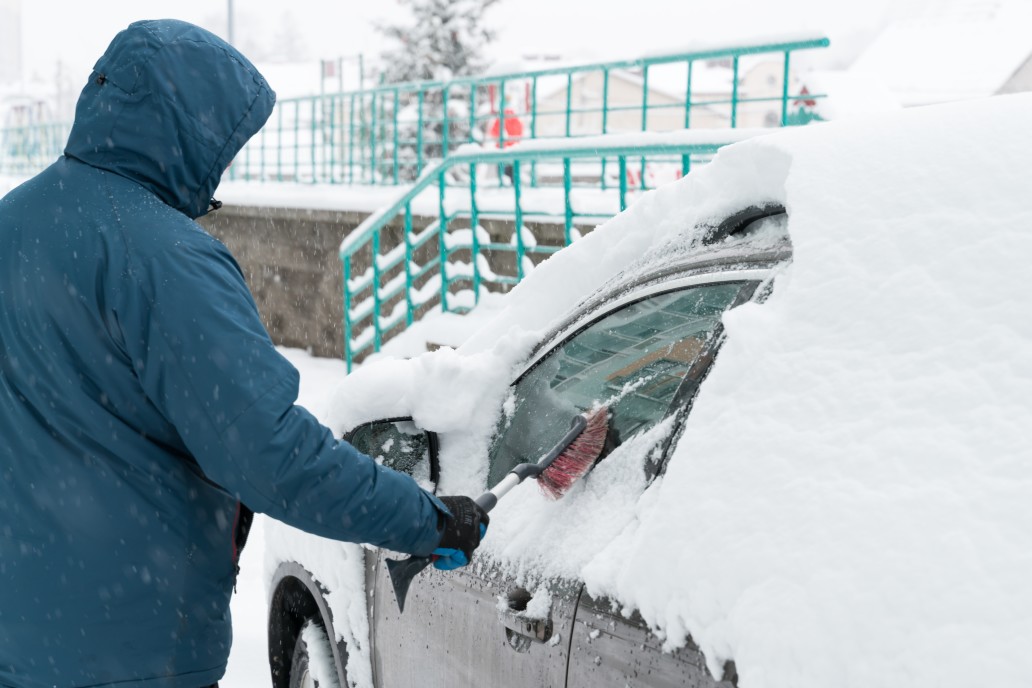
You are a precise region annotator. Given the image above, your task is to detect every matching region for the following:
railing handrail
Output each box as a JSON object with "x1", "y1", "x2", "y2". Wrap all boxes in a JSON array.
[
  {"x1": 339, "y1": 127, "x2": 775, "y2": 258},
  {"x1": 282, "y1": 34, "x2": 830, "y2": 104}
]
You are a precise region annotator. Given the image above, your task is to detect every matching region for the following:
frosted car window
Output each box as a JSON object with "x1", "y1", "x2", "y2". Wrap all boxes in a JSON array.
[{"x1": 487, "y1": 282, "x2": 750, "y2": 487}]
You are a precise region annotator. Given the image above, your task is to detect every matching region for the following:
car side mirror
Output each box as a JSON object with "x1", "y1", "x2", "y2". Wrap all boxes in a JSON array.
[{"x1": 346, "y1": 419, "x2": 438, "y2": 491}]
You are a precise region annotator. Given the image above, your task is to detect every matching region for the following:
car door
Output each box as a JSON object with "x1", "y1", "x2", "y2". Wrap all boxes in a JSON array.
[
  {"x1": 348, "y1": 418, "x2": 578, "y2": 688},
  {"x1": 356, "y1": 273, "x2": 765, "y2": 687},
  {"x1": 568, "y1": 592, "x2": 738, "y2": 688}
]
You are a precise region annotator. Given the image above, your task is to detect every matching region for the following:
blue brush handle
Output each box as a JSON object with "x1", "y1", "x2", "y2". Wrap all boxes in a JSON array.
[{"x1": 388, "y1": 413, "x2": 588, "y2": 613}]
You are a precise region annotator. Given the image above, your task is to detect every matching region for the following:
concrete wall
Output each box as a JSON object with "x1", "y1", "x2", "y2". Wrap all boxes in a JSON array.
[
  {"x1": 199, "y1": 203, "x2": 588, "y2": 362},
  {"x1": 199, "y1": 204, "x2": 429, "y2": 360}
]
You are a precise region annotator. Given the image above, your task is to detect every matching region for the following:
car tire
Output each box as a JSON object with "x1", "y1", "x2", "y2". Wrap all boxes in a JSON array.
[{"x1": 289, "y1": 618, "x2": 341, "y2": 688}]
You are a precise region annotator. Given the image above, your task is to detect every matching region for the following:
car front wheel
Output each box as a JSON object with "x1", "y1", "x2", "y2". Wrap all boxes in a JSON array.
[{"x1": 289, "y1": 618, "x2": 341, "y2": 688}]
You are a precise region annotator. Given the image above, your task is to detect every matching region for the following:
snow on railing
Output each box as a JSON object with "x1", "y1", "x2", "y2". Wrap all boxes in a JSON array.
[{"x1": 338, "y1": 128, "x2": 778, "y2": 369}]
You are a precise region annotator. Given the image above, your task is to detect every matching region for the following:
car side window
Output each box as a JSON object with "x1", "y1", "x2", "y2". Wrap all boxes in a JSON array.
[
  {"x1": 487, "y1": 281, "x2": 754, "y2": 487},
  {"x1": 348, "y1": 419, "x2": 437, "y2": 491}
]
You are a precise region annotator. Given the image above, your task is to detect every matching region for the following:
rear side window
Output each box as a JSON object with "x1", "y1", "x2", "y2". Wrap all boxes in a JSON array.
[{"x1": 487, "y1": 281, "x2": 754, "y2": 486}]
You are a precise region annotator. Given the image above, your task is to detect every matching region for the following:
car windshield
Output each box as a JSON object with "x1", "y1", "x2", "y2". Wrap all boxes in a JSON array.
[{"x1": 487, "y1": 280, "x2": 756, "y2": 486}]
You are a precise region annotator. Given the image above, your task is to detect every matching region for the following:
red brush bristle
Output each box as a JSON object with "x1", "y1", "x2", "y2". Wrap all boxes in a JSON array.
[{"x1": 537, "y1": 406, "x2": 610, "y2": 500}]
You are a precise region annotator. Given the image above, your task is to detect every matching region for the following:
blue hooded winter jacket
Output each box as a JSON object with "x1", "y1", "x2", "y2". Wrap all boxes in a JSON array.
[{"x1": 0, "y1": 20, "x2": 446, "y2": 688}]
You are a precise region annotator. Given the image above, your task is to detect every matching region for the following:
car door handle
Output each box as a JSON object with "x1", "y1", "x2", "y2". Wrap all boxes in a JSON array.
[
  {"x1": 499, "y1": 606, "x2": 553, "y2": 644},
  {"x1": 500, "y1": 587, "x2": 554, "y2": 651}
]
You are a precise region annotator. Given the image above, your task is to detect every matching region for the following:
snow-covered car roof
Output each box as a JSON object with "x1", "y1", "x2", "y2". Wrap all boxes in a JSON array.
[{"x1": 322, "y1": 93, "x2": 1032, "y2": 688}]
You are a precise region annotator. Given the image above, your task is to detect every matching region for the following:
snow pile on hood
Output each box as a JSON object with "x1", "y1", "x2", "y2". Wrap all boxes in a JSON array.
[{"x1": 320, "y1": 94, "x2": 1032, "y2": 688}]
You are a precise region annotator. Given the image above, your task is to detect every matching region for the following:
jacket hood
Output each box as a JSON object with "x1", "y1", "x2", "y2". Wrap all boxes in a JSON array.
[{"x1": 64, "y1": 19, "x2": 275, "y2": 219}]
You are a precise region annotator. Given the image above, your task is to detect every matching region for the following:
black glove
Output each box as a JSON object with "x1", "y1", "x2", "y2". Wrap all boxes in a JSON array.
[{"x1": 432, "y1": 496, "x2": 490, "y2": 570}]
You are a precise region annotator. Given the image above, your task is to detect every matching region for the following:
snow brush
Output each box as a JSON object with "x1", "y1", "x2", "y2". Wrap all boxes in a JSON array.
[{"x1": 386, "y1": 406, "x2": 610, "y2": 613}]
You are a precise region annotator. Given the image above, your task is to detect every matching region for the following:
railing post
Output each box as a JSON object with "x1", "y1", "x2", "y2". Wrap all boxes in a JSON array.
[
  {"x1": 393, "y1": 89, "x2": 401, "y2": 185},
  {"x1": 441, "y1": 86, "x2": 451, "y2": 158},
  {"x1": 438, "y1": 170, "x2": 450, "y2": 313},
  {"x1": 601, "y1": 67, "x2": 610, "y2": 190},
  {"x1": 326, "y1": 97, "x2": 334, "y2": 182},
  {"x1": 367, "y1": 92, "x2": 375, "y2": 182},
  {"x1": 370, "y1": 92, "x2": 379, "y2": 183},
  {"x1": 294, "y1": 100, "x2": 300, "y2": 182},
  {"x1": 404, "y1": 201, "x2": 414, "y2": 326},
  {"x1": 731, "y1": 55, "x2": 740, "y2": 128},
  {"x1": 469, "y1": 84, "x2": 477, "y2": 145},
  {"x1": 683, "y1": 61, "x2": 694, "y2": 178},
  {"x1": 416, "y1": 90, "x2": 425, "y2": 176},
  {"x1": 259, "y1": 126, "x2": 266, "y2": 181},
  {"x1": 242, "y1": 133, "x2": 249, "y2": 180},
  {"x1": 640, "y1": 64, "x2": 649, "y2": 189},
  {"x1": 781, "y1": 50, "x2": 792, "y2": 126},
  {"x1": 498, "y1": 80, "x2": 506, "y2": 147},
  {"x1": 513, "y1": 159, "x2": 525, "y2": 281},
  {"x1": 309, "y1": 98, "x2": 316, "y2": 183},
  {"x1": 469, "y1": 161, "x2": 481, "y2": 304},
  {"x1": 348, "y1": 93, "x2": 356, "y2": 184},
  {"x1": 343, "y1": 256, "x2": 353, "y2": 371},
  {"x1": 372, "y1": 230, "x2": 382, "y2": 352},
  {"x1": 563, "y1": 157, "x2": 573, "y2": 245},
  {"x1": 530, "y1": 76, "x2": 538, "y2": 188},
  {"x1": 564, "y1": 73, "x2": 573, "y2": 138},
  {"x1": 618, "y1": 155, "x2": 628, "y2": 212},
  {"x1": 497, "y1": 80, "x2": 506, "y2": 188},
  {"x1": 276, "y1": 105, "x2": 283, "y2": 182}
]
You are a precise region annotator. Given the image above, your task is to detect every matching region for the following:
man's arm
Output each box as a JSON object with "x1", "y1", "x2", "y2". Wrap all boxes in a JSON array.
[{"x1": 117, "y1": 231, "x2": 446, "y2": 556}]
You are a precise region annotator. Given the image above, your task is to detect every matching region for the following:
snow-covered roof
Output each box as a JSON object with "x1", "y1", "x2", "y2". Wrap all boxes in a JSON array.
[{"x1": 850, "y1": 0, "x2": 1032, "y2": 105}]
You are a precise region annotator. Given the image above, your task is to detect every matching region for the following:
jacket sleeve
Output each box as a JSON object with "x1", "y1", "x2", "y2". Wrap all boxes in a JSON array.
[{"x1": 117, "y1": 229, "x2": 446, "y2": 557}]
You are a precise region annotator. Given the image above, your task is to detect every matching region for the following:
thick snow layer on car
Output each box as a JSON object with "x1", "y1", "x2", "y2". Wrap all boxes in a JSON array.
[
  {"x1": 319, "y1": 93, "x2": 1032, "y2": 688},
  {"x1": 595, "y1": 96, "x2": 1032, "y2": 687}
]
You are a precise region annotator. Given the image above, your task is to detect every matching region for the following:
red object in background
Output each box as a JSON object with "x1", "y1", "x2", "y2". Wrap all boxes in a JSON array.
[
  {"x1": 488, "y1": 108, "x2": 524, "y2": 148},
  {"x1": 794, "y1": 85, "x2": 817, "y2": 109}
]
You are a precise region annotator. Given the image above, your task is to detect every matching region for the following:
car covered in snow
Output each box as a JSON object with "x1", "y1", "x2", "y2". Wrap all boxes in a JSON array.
[{"x1": 263, "y1": 94, "x2": 1032, "y2": 688}]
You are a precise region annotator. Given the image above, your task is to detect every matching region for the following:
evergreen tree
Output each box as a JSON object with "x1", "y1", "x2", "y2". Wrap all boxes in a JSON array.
[
  {"x1": 371, "y1": 0, "x2": 500, "y2": 180},
  {"x1": 378, "y1": 0, "x2": 499, "y2": 84}
]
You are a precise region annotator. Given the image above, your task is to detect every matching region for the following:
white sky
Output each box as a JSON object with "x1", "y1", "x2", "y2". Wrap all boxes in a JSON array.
[{"x1": 15, "y1": 0, "x2": 903, "y2": 87}]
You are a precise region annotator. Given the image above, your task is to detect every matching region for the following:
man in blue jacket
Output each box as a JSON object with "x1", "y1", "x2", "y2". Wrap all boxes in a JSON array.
[{"x1": 0, "y1": 19, "x2": 487, "y2": 688}]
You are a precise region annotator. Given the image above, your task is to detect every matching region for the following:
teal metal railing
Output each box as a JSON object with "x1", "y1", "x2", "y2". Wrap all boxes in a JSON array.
[
  {"x1": 0, "y1": 122, "x2": 68, "y2": 177},
  {"x1": 339, "y1": 131, "x2": 765, "y2": 369},
  {"x1": 0, "y1": 36, "x2": 827, "y2": 182},
  {"x1": 232, "y1": 35, "x2": 829, "y2": 186}
]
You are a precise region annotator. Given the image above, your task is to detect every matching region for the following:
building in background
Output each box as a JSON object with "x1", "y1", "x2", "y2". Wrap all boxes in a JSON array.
[{"x1": 850, "y1": 0, "x2": 1032, "y2": 106}]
